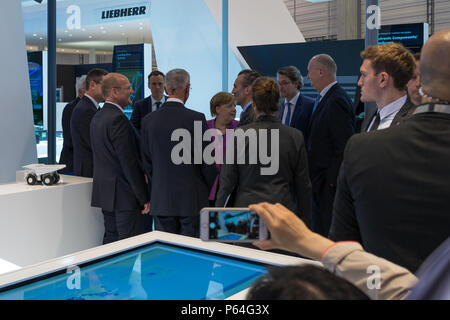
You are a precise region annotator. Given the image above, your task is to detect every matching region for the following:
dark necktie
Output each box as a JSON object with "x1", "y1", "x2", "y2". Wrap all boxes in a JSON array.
[
  {"x1": 284, "y1": 102, "x2": 292, "y2": 126},
  {"x1": 155, "y1": 101, "x2": 162, "y2": 110},
  {"x1": 369, "y1": 112, "x2": 381, "y2": 132}
]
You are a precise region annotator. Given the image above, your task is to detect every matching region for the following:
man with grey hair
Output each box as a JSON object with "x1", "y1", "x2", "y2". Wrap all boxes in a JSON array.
[
  {"x1": 305, "y1": 54, "x2": 355, "y2": 237},
  {"x1": 277, "y1": 66, "x2": 315, "y2": 140},
  {"x1": 141, "y1": 68, "x2": 216, "y2": 237},
  {"x1": 59, "y1": 75, "x2": 86, "y2": 173}
]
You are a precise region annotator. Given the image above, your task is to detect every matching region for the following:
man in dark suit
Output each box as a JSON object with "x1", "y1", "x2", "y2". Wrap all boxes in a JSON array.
[
  {"x1": 232, "y1": 69, "x2": 261, "y2": 127},
  {"x1": 358, "y1": 43, "x2": 416, "y2": 133},
  {"x1": 277, "y1": 66, "x2": 315, "y2": 141},
  {"x1": 329, "y1": 30, "x2": 450, "y2": 272},
  {"x1": 71, "y1": 68, "x2": 108, "y2": 177},
  {"x1": 130, "y1": 70, "x2": 168, "y2": 131},
  {"x1": 90, "y1": 73, "x2": 150, "y2": 244},
  {"x1": 305, "y1": 54, "x2": 355, "y2": 236},
  {"x1": 141, "y1": 69, "x2": 216, "y2": 237},
  {"x1": 59, "y1": 75, "x2": 86, "y2": 174}
]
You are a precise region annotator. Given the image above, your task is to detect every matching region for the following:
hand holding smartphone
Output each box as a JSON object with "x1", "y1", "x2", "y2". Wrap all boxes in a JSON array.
[{"x1": 200, "y1": 207, "x2": 268, "y2": 242}]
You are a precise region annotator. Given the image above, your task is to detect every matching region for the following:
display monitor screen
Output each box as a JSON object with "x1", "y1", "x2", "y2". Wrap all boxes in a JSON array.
[{"x1": 0, "y1": 242, "x2": 267, "y2": 300}]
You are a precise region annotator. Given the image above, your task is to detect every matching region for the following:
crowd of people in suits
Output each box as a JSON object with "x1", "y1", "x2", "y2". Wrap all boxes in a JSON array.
[{"x1": 60, "y1": 29, "x2": 450, "y2": 299}]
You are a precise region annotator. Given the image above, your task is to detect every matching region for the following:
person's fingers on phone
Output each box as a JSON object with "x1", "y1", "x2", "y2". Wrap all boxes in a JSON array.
[{"x1": 249, "y1": 203, "x2": 274, "y2": 227}]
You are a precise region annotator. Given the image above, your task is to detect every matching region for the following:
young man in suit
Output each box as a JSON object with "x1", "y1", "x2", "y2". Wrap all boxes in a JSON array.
[
  {"x1": 329, "y1": 30, "x2": 450, "y2": 273},
  {"x1": 59, "y1": 75, "x2": 86, "y2": 174},
  {"x1": 90, "y1": 73, "x2": 150, "y2": 244},
  {"x1": 277, "y1": 66, "x2": 315, "y2": 141},
  {"x1": 305, "y1": 54, "x2": 355, "y2": 237},
  {"x1": 141, "y1": 69, "x2": 216, "y2": 237},
  {"x1": 130, "y1": 70, "x2": 168, "y2": 131},
  {"x1": 232, "y1": 69, "x2": 261, "y2": 127},
  {"x1": 71, "y1": 68, "x2": 108, "y2": 177},
  {"x1": 358, "y1": 43, "x2": 416, "y2": 132}
]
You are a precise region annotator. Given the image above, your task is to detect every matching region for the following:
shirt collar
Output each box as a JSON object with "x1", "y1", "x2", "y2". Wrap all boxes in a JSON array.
[
  {"x1": 242, "y1": 101, "x2": 252, "y2": 112},
  {"x1": 166, "y1": 97, "x2": 184, "y2": 105},
  {"x1": 84, "y1": 94, "x2": 100, "y2": 109},
  {"x1": 378, "y1": 95, "x2": 407, "y2": 119},
  {"x1": 105, "y1": 101, "x2": 124, "y2": 114},
  {"x1": 151, "y1": 95, "x2": 166, "y2": 105},
  {"x1": 285, "y1": 91, "x2": 300, "y2": 106},
  {"x1": 319, "y1": 81, "x2": 338, "y2": 99}
]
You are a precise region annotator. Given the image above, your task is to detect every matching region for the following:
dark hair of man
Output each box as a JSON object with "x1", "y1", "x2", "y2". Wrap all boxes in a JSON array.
[
  {"x1": 277, "y1": 66, "x2": 304, "y2": 89},
  {"x1": 238, "y1": 69, "x2": 261, "y2": 88},
  {"x1": 148, "y1": 70, "x2": 165, "y2": 80},
  {"x1": 251, "y1": 77, "x2": 280, "y2": 115},
  {"x1": 85, "y1": 68, "x2": 108, "y2": 91},
  {"x1": 361, "y1": 43, "x2": 415, "y2": 91},
  {"x1": 247, "y1": 265, "x2": 370, "y2": 300}
]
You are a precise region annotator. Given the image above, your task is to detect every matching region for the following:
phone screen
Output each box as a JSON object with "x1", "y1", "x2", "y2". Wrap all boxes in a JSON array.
[{"x1": 207, "y1": 210, "x2": 262, "y2": 241}]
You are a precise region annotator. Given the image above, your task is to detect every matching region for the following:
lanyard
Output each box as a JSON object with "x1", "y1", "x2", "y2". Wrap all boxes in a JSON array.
[{"x1": 413, "y1": 103, "x2": 450, "y2": 115}]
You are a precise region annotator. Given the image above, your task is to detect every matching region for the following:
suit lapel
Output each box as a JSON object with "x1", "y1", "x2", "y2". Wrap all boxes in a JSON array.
[
  {"x1": 361, "y1": 108, "x2": 377, "y2": 132},
  {"x1": 391, "y1": 98, "x2": 415, "y2": 126},
  {"x1": 308, "y1": 84, "x2": 338, "y2": 129}
]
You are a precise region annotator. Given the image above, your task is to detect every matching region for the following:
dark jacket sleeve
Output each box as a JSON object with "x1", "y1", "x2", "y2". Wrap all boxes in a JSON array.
[
  {"x1": 130, "y1": 100, "x2": 142, "y2": 131},
  {"x1": 326, "y1": 96, "x2": 355, "y2": 186},
  {"x1": 328, "y1": 136, "x2": 362, "y2": 242},
  {"x1": 200, "y1": 114, "x2": 218, "y2": 190},
  {"x1": 110, "y1": 115, "x2": 149, "y2": 207},
  {"x1": 293, "y1": 135, "x2": 312, "y2": 227}
]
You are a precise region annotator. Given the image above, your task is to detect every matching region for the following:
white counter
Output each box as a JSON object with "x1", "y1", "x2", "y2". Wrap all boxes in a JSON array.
[{"x1": 0, "y1": 175, "x2": 104, "y2": 267}]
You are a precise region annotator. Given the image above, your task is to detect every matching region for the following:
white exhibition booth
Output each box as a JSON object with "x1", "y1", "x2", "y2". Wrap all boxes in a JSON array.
[{"x1": 0, "y1": 175, "x2": 104, "y2": 268}]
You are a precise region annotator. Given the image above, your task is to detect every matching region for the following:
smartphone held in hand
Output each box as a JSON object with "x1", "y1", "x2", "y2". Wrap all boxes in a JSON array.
[{"x1": 200, "y1": 207, "x2": 268, "y2": 242}]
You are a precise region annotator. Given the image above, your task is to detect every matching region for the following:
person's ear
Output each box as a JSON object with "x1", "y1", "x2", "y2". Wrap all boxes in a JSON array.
[{"x1": 379, "y1": 72, "x2": 389, "y2": 88}]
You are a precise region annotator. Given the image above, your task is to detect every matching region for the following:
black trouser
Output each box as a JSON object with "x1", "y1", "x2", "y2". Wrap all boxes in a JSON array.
[
  {"x1": 102, "y1": 209, "x2": 143, "y2": 244},
  {"x1": 311, "y1": 181, "x2": 337, "y2": 238},
  {"x1": 153, "y1": 216, "x2": 200, "y2": 238}
]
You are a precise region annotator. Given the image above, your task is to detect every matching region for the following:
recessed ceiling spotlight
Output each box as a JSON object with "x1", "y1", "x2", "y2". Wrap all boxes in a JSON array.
[
  {"x1": 102, "y1": 30, "x2": 106, "y2": 34},
  {"x1": 89, "y1": 35, "x2": 93, "y2": 38},
  {"x1": 139, "y1": 22, "x2": 143, "y2": 25},
  {"x1": 62, "y1": 49, "x2": 65, "y2": 52},
  {"x1": 69, "y1": 34, "x2": 72, "y2": 37},
  {"x1": 58, "y1": 38, "x2": 62, "y2": 41},
  {"x1": 39, "y1": 37, "x2": 43, "y2": 40},
  {"x1": 139, "y1": 27, "x2": 143, "y2": 30},
  {"x1": 100, "y1": 26, "x2": 104, "y2": 30},
  {"x1": 119, "y1": 24, "x2": 123, "y2": 28},
  {"x1": 64, "y1": 30, "x2": 68, "y2": 33},
  {"x1": 76, "y1": 50, "x2": 79, "y2": 53},
  {"x1": 33, "y1": 33, "x2": 37, "y2": 37}
]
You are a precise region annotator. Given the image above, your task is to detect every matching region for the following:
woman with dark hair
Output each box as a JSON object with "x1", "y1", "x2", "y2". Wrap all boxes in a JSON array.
[
  {"x1": 215, "y1": 77, "x2": 312, "y2": 226},
  {"x1": 207, "y1": 92, "x2": 239, "y2": 204}
]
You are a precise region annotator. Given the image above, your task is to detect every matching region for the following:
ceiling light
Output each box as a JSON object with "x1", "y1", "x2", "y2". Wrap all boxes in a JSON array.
[
  {"x1": 100, "y1": 26, "x2": 104, "y2": 30},
  {"x1": 39, "y1": 37, "x2": 43, "y2": 40},
  {"x1": 119, "y1": 25, "x2": 123, "y2": 28},
  {"x1": 33, "y1": 33, "x2": 37, "y2": 37},
  {"x1": 139, "y1": 27, "x2": 143, "y2": 30},
  {"x1": 89, "y1": 36, "x2": 93, "y2": 38}
]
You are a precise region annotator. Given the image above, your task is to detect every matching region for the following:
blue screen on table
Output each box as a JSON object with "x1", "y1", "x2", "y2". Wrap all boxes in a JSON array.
[{"x1": 0, "y1": 242, "x2": 267, "y2": 300}]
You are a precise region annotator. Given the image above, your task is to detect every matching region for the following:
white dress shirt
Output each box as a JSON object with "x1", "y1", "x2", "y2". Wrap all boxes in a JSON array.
[
  {"x1": 84, "y1": 93, "x2": 100, "y2": 110},
  {"x1": 368, "y1": 95, "x2": 407, "y2": 131},
  {"x1": 282, "y1": 91, "x2": 300, "y2": 125}
]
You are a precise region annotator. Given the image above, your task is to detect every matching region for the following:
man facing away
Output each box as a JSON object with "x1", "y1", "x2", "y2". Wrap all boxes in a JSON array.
[
  {"x1": 359, "y1": 43, "x2": 416, "y2": 132},
  {"x1": 277, "y1": 65, "x2": 315, "y2": 141},
  {"x1": 305, "y1": 54, "x2": 355, "y2": 237},
  {"x1": 232, "y1": 69, "x2": 261, "y2": 127},
  {"x1": 71, "y1": 68, "x2": 108, "y2": 177},
  {"x1": 329, "y1": 30, "x2": 450, "y2": 272},
  {"x1": 90, "y1": 73, "x2": 150, "y2": 244},
  {"x1": 130, "y1": 70, "x2": 168, "y2": 131},
  {"x1": 141, "y1": 69, "x2": 216, "y2": 237},
  {"x1": 59, "y1": 75, "x2": 86, "y2": 174}
]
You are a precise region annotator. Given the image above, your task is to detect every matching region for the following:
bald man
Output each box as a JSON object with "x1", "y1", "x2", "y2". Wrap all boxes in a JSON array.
[
  {"x1": 305, "y1": 54, "x2": 355, "y2": 237},
  {"x1": 329, "y1": 30, "x2": 450, "y2": 273},
  {"x1": 90, "y1": 73, "x2": 150, "y2": 244}
]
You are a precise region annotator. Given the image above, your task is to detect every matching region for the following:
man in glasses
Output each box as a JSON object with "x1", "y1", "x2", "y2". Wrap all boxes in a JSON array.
[
  {"x1": 71, "y1": 68, "x2": 108, "y2": 177},
  {"x1": 90, "y1": 73, "x2": 150, "y2": 244}
]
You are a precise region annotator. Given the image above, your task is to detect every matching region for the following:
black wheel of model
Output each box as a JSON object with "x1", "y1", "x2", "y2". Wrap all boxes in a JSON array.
[
  {"x1": 43, "y1": 174, "x2": 55, "y2": 186},
  {"x1": 26, "y1": 174, "x2": 37, "y2": 185},
  {"x1": 53, "y1": 173, "x2": 60, "y2": 184}
]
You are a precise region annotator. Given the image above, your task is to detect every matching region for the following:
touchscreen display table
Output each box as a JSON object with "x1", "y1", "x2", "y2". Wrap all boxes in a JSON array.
[{"x1": 0, "y1": 231, "x2": 319, "y2": 300}]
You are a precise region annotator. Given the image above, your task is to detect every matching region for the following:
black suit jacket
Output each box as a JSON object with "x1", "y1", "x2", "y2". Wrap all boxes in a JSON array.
[
  {"x1": 70, "y1": 95, "x2": 98, "y2": 177},
  {"x1": 90, "y1": 103, "x2": 149, "y2": 212},
  {"x1": 59, "y1": 96, "x2": 80, "y2": 173},
  {"x1": 215, "y1": 115, "x2": 312, "y2": 226},
  {"x1": 279, "y1": 93, "x2": 315, "y2": 141},
  {"x1": 360, "y1": 97, "x2": 416, "y2": 132},
  {"x1": 238, "y1": 103, "x2": 255, "y2": 127},
  {"x1": 141, "y1": 101, "x2": 217, "y2": 217},
  {"x1": 130, "y1": 95, "x2": 168, "y2": 131},
  {"x1": 329, "y1": 107, "x2": 450, "y2": 272},
  {"x1": 306, "y1": 83, "x2": 355, "y2": 189}
]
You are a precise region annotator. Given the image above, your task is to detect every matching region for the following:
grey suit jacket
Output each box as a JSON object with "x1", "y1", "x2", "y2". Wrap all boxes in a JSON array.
[{"x1": 360, "y1": 97, "x2": 416, "y2": 132}]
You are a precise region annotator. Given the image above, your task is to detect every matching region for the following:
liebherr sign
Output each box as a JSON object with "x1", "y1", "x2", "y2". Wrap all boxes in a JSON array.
[{"x1": 101, "y1": 6, "x2": 147, "y2": 20}]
